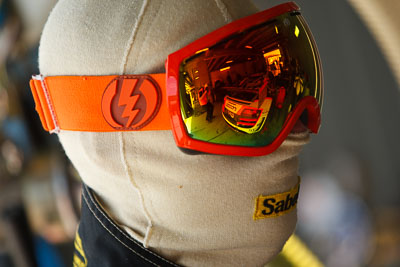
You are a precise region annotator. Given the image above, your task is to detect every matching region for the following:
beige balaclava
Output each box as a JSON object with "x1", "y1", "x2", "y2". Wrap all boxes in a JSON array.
[{"x1": 39, "y1": 0, "x2": 310, "y2": 266}]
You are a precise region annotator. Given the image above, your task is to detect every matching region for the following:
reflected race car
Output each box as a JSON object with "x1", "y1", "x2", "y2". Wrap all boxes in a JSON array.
[{"x1": 222, "y1": 93, "x2": 272, "y2": 134}]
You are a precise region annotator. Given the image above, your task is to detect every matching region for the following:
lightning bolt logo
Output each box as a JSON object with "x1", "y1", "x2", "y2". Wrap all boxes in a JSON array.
[
  {"x1": 101, "y1": 75, "x2": 162, "y2": 131},
  {"x1": 118, "y1": 79, "x2": 141, "y2": 127}
]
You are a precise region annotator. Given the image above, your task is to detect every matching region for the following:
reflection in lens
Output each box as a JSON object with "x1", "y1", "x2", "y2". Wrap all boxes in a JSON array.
[{"x1": 179, "y1": 12, "x2": 322, "y2": 147}]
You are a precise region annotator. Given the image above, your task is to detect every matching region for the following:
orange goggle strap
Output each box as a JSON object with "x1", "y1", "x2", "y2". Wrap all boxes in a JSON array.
[{"x1": 29, "y1": 74, "x2": 171, "y2": 133}]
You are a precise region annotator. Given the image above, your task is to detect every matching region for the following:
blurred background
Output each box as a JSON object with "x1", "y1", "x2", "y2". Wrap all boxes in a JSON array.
[{"x1": 0, "y1": 0, "x2": 398, "y2": 266}]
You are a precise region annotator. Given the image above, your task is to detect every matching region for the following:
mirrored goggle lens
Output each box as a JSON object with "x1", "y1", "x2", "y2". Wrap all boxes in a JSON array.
[{"x1": 179, "y1": 12, "x2": 322, "y2": 147}]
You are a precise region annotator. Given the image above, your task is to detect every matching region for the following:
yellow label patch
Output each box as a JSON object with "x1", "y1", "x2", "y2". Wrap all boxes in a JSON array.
[{"x1": 253, "y1": 177, "x2": 300, "y2": 220}]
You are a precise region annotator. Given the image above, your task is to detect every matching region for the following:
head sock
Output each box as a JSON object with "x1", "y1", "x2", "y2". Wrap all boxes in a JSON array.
[{"x1": 39, "y1": 1, "x2": 310, "y2": 265}]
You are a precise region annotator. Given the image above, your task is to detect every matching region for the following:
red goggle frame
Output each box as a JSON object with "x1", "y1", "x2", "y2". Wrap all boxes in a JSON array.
[{"x1": 29, "y1": 2, "x2": 323, "y2": 156}]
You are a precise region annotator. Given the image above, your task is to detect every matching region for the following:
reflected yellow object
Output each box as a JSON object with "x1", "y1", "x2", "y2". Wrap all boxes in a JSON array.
[
  {"x1": 263, "y1": 49, "x2": 281, "y2": 61},
  {"x1": 195, "y1": 48, "x2": 209, "y2": 54},
  {"x1": 219, "y1": 66, "x2": 231, "y2": 72},
  {"x1": 295, "y1": 25, "x2": 300, "y2": 37},
  {"x1": 184, "y1": 116, "x2": 193, "y2": 132}
]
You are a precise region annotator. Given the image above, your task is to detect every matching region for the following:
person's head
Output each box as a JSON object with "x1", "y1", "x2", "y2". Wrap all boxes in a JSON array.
[{"x1": 34, "y1": 0, "x2": 322, "y2": 265}]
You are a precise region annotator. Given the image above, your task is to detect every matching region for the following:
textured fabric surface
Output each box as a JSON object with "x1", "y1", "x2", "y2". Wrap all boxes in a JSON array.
[{"x1": 39, "y1": 0, "x2": 310, "y2": 265}]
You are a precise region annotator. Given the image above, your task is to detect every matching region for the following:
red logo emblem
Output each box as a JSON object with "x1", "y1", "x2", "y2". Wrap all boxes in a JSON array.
[{"x1": 101, "y1": 75, "x2": 161, "y2": 130}]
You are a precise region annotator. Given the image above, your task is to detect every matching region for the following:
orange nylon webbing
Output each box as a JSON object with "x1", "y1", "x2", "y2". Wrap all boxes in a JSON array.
[{"x1": 29, "y1": 74, "x2": 171, "y2": 133}]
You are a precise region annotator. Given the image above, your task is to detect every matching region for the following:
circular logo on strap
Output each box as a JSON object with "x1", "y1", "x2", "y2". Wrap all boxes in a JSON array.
[{"x1": 101, "y1": 75, "x2": 162, "y2": 130}]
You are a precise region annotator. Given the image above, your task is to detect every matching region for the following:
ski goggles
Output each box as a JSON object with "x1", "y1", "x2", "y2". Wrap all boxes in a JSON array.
[{"x1": 29, "y1": 2, "x2": 322, "y2": 157}]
